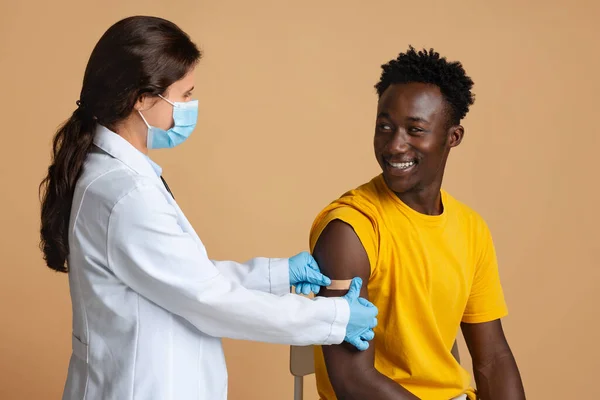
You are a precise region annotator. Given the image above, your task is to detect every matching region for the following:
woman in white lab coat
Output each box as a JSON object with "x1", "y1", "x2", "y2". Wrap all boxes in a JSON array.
[{"x1": 38, "y1": 16, "x2": 377, "y2": 400}]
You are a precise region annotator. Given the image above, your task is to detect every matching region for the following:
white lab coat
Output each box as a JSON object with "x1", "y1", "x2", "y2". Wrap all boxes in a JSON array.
[{"x1": 62, "y1": 125, "x2": 350, "y2": 400}]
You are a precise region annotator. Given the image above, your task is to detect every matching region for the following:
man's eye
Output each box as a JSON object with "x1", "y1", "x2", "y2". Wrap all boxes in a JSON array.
[
  {"x1": 378, "y1": 124, "x2": 392, "y2": 131},
  {"x1": 409, "y1": 127, "x2": 424, "y2": 134}
]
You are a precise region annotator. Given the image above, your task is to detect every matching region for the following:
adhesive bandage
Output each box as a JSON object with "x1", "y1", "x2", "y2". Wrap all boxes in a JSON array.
[{"x1": 326, "y1": 279, "x2": 353, "y2": 290}]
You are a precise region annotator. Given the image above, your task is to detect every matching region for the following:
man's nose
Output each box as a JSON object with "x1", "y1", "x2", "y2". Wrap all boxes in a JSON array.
[{"x1": 386, "y1": 129, "x2": 410, "y2": 153}]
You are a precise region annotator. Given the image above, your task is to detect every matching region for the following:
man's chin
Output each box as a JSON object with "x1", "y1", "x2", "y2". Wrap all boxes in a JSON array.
[{"x1": 382, "y1": 173, "x2": 414, "y2": 195}]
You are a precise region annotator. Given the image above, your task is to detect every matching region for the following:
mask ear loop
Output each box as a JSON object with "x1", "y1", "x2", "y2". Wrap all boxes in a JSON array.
[
  {"x1": 138, "y1": 110, "x2": 151, "y2": 128},
  {"x1": 137, "y1": 110, "x2": 154, "y2": 150},
  {"x1": 158, "y1": 94, "x2": 176, "y2": 107}
]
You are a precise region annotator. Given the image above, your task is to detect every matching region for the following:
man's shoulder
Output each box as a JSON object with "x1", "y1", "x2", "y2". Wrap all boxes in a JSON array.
[
  {"x1": 331, "y1": 175, "x2": 385, "y2": 212},
  {"x1": 309, "y1": 176, "x2": 384, "y2": 247},
  {"x1": 444, "y1": 191, "x2": 490, "y2": 231},
  {"x1": 312, "y1": 176, "x2": 386, "y2": 228},
  {"x1": 310, "y1": 176, "x2": 384, "y2": 270}
]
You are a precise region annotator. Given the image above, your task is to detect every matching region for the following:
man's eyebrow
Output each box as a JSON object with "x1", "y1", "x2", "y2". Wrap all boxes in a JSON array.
[
  {"x1": 406, "y1": 116, "x2": 429, "y2": 123},
  {"x1": 376, "y1": 113, "x2": 429, "y2": 124}
]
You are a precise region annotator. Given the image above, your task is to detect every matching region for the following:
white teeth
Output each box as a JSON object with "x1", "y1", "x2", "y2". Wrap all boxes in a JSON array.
[{"x1": 388, "y1": 161, "x2": 415, "y2": 169}]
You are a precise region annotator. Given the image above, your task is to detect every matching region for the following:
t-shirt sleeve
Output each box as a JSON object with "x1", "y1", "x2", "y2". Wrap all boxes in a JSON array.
[
  {"x1": 462, "y1": 219, "x2": 509, "y2": 324},
  {"x1": 309, "y1": 206, "x2": 378, "y2": 273}
]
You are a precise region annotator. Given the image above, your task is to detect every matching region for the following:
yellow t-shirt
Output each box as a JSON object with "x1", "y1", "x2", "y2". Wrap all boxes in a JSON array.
[{"x1": 309, "y1": 175, "x2": 508, "y2": 400}]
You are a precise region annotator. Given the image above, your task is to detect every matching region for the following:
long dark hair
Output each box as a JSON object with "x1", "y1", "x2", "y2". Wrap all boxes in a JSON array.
[{"x1": 39, "y1": 16, "x2": 201, "y2": 272}]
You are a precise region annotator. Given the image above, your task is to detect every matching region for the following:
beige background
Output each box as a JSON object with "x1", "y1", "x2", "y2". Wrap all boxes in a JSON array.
[{"x1": 1, "y1": 0, "x2": 599, "y2": 398}]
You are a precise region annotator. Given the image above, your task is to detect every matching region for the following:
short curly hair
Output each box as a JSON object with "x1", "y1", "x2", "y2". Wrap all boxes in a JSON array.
[{"x1": 375, "y1": 46, "x2": 475, "y2": 124}]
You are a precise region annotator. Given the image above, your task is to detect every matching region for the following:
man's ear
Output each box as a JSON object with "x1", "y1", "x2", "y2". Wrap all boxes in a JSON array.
[{"x1": 448, "y1": 125, "x2": 464, "y2": 148}]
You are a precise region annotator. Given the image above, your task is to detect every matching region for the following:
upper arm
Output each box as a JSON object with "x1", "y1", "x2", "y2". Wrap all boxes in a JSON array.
[
  {"x1": 313, "y1": 219, "x2": 372, "y2": 292},
  {"x1": 313, "y1": 219, "x2": 377, "y2": 386},
  {"x1": 462, "y1": 321, "x2": 525, "y2": 399},
  {"x1": 461, "y1": 319, "x2": 511, "y2": 369}
]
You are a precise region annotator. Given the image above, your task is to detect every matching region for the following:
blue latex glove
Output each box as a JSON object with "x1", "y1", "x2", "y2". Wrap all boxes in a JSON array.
[
  {"x1": 289, "y1": 251, "x2": 332, "y2": 295},
  {"x1": 343, "y1": 277, "x2": 378, "y2": 351}
]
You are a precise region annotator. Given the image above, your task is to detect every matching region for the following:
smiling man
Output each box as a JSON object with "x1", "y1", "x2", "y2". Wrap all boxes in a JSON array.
[{"x1": 309, "y1": 47, "x2": 525, "y2": 399}]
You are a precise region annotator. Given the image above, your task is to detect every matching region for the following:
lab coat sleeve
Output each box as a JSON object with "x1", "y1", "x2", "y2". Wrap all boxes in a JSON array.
[
  {"x1": 210, "y1": 258, "x2": 290, "y2": 296},
  {"x1": 106, "y1": 183, "x2": 349, "y2": 345}
]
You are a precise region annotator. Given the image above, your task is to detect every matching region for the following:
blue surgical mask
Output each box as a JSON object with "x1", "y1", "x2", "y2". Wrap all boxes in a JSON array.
[{"x1": 139, "y1": 94, "x2": 198, "y2": 150}]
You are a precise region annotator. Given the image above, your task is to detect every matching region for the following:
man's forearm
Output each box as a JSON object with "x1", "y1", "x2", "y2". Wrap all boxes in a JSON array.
[
  {"x1": 332, "y1": 367, "x2": 419, "y2": 400},
  {"x1": 473, "y1": 350, "x2": 525, "y2": 400}
]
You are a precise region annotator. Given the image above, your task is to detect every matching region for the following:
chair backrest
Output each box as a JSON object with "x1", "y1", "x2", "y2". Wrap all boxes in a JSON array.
[{"x1": 290, "y1": 345, "x2": 315, "y2": 377}]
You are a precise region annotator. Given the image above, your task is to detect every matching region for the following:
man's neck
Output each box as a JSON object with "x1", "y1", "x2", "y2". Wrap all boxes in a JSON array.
[{"x1": 395, "y1": 183, "x2": 444, "y2": 216}]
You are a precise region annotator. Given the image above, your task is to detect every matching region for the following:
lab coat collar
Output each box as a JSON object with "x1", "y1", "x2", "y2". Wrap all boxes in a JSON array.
[
  {"x1": 145, "y1": 156, "x2": 163, "y2": 177},
  {"x1": 93, "y1": 124, "x2": 159, "y2": 180},
  {"x1": 91, "y1": 124, "x2": 202, "y2": 244}
]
